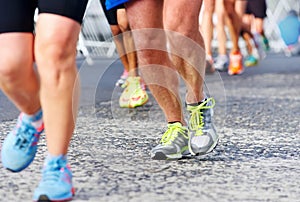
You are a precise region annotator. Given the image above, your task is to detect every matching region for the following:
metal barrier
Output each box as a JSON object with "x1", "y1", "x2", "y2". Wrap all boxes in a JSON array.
[{"x1": 77, "y1": 0, "x2": 116, "y2": 62}]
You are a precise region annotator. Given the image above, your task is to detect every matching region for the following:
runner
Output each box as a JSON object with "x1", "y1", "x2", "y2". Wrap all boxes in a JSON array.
[
  {"x1": 223, "y1": 0, "x2": 246, "y2": 75},
  {"x1": 100, "y1": 0, "x2": 148, "y2": 108},
  {"x1": 0, "y1": 0, "x2": 88, "y2": 201},
  {"x1": 246, "y1": 0, "x2": 270, "y2": 51},
  {"x1": 200, "y1": 0, "x2": 216, "y2": 74},
  {"x1": 106, "y1": 0, "x2": 219, "y2": 160}
]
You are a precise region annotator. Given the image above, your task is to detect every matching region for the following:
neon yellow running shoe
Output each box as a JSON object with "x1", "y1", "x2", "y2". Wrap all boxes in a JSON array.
[
  {"x1": 119, "y1": 76, "x2": 149, "y2": 108},
  {"x1": 151, "y1": 122, "x2": 190, "y2": 160},
  {"x1": 187, "y1": 97, "x2": 219, "y2": 156}
]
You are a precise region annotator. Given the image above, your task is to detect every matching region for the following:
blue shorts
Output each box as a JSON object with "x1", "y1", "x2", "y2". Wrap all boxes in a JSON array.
[{"x1": 106, "y1": 0, "x2": 129, "y2": 10}]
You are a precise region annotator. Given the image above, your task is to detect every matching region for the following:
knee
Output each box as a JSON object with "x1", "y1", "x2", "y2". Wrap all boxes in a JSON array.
[
  {"x1": 0, "y1": 54, "x2": 32, "y2": 83},
  {"x1": 35, "y1": 34, "x2": 77, "y2": 88},
  {"x1": 36, "y1": 33, "x2": 76, "y2": 64},
  {"x1": 134, "y1": 30, "x2": 166, "y2": 51},
  {"x1": 164, "y1": 15, "x2": 198, "y2": 38}
]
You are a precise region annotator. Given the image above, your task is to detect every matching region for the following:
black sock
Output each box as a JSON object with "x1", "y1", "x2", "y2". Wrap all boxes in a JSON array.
[
  {"x1": 186, "y1": 98, "x2": 207, "y2": 106},
  {"x1": 168, "y1": 121, "x2": 181, "y2": 124}
]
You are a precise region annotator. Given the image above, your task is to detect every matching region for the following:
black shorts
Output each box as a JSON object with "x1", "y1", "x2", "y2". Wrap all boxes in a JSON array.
[
  {"x1": 100, "y1": 0, "x2": 125, "y2": 25},
  {"x1": 245, "y1": 0, "x2": 267, "y2": 19},
  {"x1": 0, "y1": 0, "x2": 88, "y2": 33}
]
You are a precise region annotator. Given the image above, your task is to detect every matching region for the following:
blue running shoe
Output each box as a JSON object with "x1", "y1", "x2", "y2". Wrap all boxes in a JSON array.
[
  {"x1": 1, "y1": 111, "x2": 44, "y2": 172},
  {"x1": 244, "y1": 55, "x2": 258, "y2": 67},
  {"x1": 33, "y1": 155, "x2": 75, "y2": 201}
]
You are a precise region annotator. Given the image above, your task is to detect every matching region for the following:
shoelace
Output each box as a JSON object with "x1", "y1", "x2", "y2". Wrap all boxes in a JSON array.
[
  {"x1": 160, "y1": 124, "x2": 188, "y2": 145},
  {"x1": 122, "y1": 77, "x2": 138, "y2": 90},
  {"x1": 42, "y1": 159, "x2": 68, "y2": 184},
  {"x1": 14, "y1": 124, "x2": 37, "y2": 151},
  {"x1": 188, "y1": 98, "x2": 215, "y2": 136}
]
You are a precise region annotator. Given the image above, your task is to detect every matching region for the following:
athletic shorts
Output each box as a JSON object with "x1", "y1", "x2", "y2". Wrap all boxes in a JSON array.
[
  {"x1": 100, "y1": 0, "x2": 125, "y2": 25},
  {"x1": 105, "y1": 0, "x2": 128, "y2": 10},
  {"x1": 0, "y1": 0, "x2": 88, "y2": 34},
  {"x1": 245, "y1": 0, "x2": 267, "y2": 19}
]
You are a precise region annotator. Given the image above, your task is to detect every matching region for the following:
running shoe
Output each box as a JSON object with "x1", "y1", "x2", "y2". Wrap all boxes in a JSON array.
[
  {"x1": 151, "y1": 122, "x2": 190, "y2": 160},
  {"x1": 119, "y1": 76, "x2": 148, "y2": 108},
  {"x1": 115, "y1": 70, "x2": 128, "y2": 88},
  {"x1": 253, "y1": 33, "x2": 266, "y2": 59},
  {"x1": 33, "y1": 155, "x2": 74, "y2": 201},
  {"x1": 284, "y1": 43, "x2": 300, "y2": 57},
  {"x1": 244, "y1": 55, "x2": 258, "y2": 67},
  {"x1": 205, "y1": 55, "x2": 215, "y2": 74},
  {"x1": 1, "y1": 111, "x2": 44, "y2": 172},
  {"x1": 228, "y1": 51, "x2": 243, "y2": 75},
  {"x1": 214, "y1": 54, "x2": 229, "y2": 72},
  {"x1": 262, "y1": 36, "x2": 270, "y2": 51},
  {"x1": 187, "y1": 98, "x2": 219, "y2": 156}
]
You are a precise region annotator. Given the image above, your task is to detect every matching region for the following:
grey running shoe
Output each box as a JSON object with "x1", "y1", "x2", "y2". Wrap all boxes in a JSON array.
[
  {"x1": 151, "y1": 122, "x2": 189, "y2": 160},
  {"x1": 214, "y1": 55, "x2": 228, "y2": 72},
  {"x1": 187, "y1": 98, "x2": 219, "y2": 156}
]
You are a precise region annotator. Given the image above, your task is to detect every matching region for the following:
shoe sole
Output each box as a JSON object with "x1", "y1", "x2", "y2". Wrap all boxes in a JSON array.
[
  {"x1": 36, "y1": 195, "x2": 73, "y2": 202},
  {"x1": 228, "y1": 69, "x2": 243, "y2": 75},
  {"x1": 151, "y1": 152, "x2": 182, "y2": 160},
  {"x1": 129, "y1": 98, "x2": 149, "y2": 108}
]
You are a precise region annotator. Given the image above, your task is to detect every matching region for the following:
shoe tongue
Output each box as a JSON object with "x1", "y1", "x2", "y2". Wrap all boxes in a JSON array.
[{"x1": 45, "y1": 154, "x2": 67, "y2": 169}]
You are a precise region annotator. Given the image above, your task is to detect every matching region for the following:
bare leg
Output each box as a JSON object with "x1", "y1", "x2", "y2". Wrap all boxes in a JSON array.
[
  {"x1": 235, "y1": 0, "x2": 247, "y2": 27},
  {"x1": 254, "y1": 18, "x2": 265, "y2": 36},
  {"x1": 224, "y1": 0, "x2": 240, "y2": 53},
  {"x1": 35, "y1": 14, "x2": 82, "y2": 156},
  {"x1": 201, "y1": 0, "x2": 215, "y2": 56},
  {"x1": 117, "y1": 9, "x2": 137, "y2": 77},
  {"x1": 164, "y1": 0, "x2": 205, "y2": 104},
  {"x1": 215, "y1": 0, "x2": 227, "y2": 55},
  {"x1": 110, "y1": 24, "x2": 130, "y2": 73},
  {"x1": 126, "y1": 0, "x2": 184, "y2": 124},
  {"x1": 242, "y1": 14, "x2": 254, "y2": 55},
  {"x1": 0, "y1": 33, "x2": 40, "y2": 114}
]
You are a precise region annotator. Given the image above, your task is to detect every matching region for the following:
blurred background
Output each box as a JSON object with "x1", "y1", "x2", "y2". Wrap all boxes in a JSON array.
[{"x1": 78, "y1": 0, "x2": 300, "y2": 59}]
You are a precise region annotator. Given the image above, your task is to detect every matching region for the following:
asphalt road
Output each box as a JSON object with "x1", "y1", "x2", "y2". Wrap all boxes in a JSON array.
[{"x1": 0, "y1": 53, "x2": 299, "y2": 201}]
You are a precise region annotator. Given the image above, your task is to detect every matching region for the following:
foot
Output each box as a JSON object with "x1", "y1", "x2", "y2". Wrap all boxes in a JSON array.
[
  {"x1": 214, "y1": 55, "x2": 229, "y2": 72},
  {"x1": 187, "y1": 98, "x2": 219, "y2": 156},
  {"x1": 205, "y1": 55, "x2": 215, "y2": 74},
  {"x1": 119, "y1": 76, "x2": 149, "y2": 108},
  {"x1": 151, "y1": 122, "x2": 190, "y2": 160},
  {"x1": 244, "y1": 55, "x2": 258, "y2": 67},
  {"x1": 228, "y1": 51, "x2": 243, "y2": 75},
  {"x1": 33, "y1": 155, "x2": 74, "y2": 201},
  {"x1": 1, "y1": 111, "x2": 44, "y2": 172}
]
